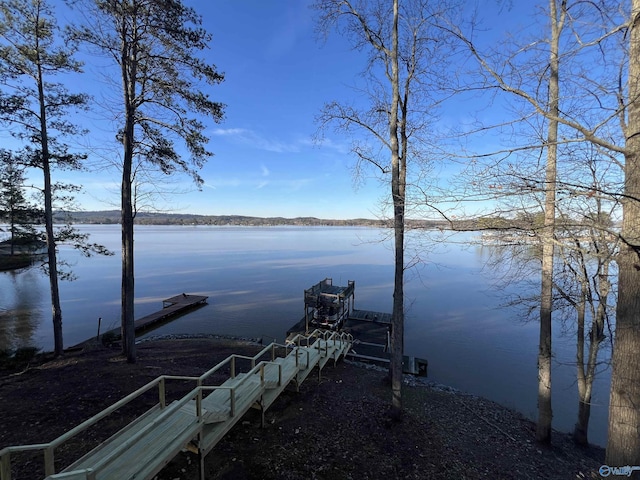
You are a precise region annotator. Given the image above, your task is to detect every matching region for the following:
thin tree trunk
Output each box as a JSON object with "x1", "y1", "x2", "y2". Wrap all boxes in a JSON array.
[
  {"x1": 574, "y1": 256, "x2": 609, "y2": 445},
  {"x1": 10, "y1": 206, "x2": 15, "y2": 256},
  {"x1": 36, "y1": 30, "x2": 63, "y2": 357},
  {"x1": 537, "y1": 0, "x2": 564, "y2": 445},
  {"x1": 389, "y1": 0, "x2": 404, "y2": 420},
  {"x1": 121, "y1": 161, "x2": 135, "y2": 363},
  {"x1": 606, "y1": 2, "x2": 640, "y2": 468},
  {"x1": 120, "y1": 23, "x2": 137, "y2": 363}
]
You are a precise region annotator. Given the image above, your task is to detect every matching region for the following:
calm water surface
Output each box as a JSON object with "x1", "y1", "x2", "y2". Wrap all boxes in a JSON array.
[{"x1": 0, "y1": 225, "x2": 611, "y2": 446}]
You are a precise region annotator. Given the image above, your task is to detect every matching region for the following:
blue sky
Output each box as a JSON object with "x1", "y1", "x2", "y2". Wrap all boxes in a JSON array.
[
  {"x1": 10, "y1": 0, "x2": 539, "y2": 219},
  {"x1": 64, "y1": 0, "x2": 387, "y2": 219}
]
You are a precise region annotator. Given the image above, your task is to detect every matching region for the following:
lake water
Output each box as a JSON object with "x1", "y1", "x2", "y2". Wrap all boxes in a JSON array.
[{"x1": 0, "y1": 225, "x2": 612, "y2": 446}]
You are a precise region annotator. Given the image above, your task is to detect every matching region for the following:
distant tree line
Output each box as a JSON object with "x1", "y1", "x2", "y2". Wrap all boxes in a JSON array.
[{"x1": 43, "y1": 210, "x2": 456, "y2": 229}]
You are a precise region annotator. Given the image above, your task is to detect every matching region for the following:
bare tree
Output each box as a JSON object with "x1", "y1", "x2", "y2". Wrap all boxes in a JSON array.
[
  {"x1": 441, "y1": 0, "x2": 568, "y2": 443},
  {"x1": 314, "y1": 0, "x2": 453, "y2": 417},
  {"x1": 607, "y1": 0, "x2": 640, "y2": 468},
  {"x1": 532, "y1": 0, "x2": 566, "y2": 444},
  {"x1": 446, "y1": 0, "x2": 640, "y2": 462},
  {"x1": 71, "y1": 0, "x2": 225, "y2": 362}
]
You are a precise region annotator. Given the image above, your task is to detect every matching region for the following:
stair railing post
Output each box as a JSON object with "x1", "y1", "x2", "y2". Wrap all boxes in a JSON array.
[
  {"x1": 1, "y1": 451, "x2": 11, "y2": 480},
  {"x1": 159, "y1": 377, "x2": 166, "y2": 408},
  {"x1": 231, "y1": 356, "x2": 236, "y2": 379},
  {"x1": 198, "y1": 445, "x2": 206, "y2": 480},
  {"x1": 196, "y1": 387, "x2": 203, "y2": 420},
  {"x1": 44, "y1": 446, "x2": 55, "y2": 477}
]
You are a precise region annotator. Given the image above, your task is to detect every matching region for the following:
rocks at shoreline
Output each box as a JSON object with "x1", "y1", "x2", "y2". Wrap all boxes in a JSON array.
[{"x1": 136, "y1": 332, "x2": 264, "y2": 345}]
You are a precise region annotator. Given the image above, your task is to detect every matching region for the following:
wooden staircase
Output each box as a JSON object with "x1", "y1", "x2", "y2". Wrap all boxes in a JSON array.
[{"x1": 0, "y1": 330, "x2": 352, "y2": 480}]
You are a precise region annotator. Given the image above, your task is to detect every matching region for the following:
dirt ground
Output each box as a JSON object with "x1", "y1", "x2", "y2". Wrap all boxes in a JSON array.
[{"x1": 0, "y1": 336, "x2": 606, "y2": 480}]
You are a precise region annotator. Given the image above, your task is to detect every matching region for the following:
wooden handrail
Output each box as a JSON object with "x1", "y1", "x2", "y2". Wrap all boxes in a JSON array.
[
  {"x1": 0, "y1": 374, "x2": 198, "y2": 479},
  {"x1": 84, "y1": 386, "x2": 204, "y2": 479},
  {"x1": 1, "y1": 334, "x2": 352, "y2": 480},
  {"x1": 198, "y1": 356, "x2": 233, "y2": 384},
  {"x1": 198, "y1": 342, "x2": 294, "y2": 385}
]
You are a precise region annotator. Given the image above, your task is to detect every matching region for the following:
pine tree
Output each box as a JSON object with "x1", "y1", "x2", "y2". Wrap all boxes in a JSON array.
[
  {"x1": 72, "y1": 0, "x2": 225, "y2": 362},
  {"x1": 0, "y1": 150, "x2": 41, "y2": 255},
  {"x1": 0, "y1": 0, "x2": 88, "y2": 355}
]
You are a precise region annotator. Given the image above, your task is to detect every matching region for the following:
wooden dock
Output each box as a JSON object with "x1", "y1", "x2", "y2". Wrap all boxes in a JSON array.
[
  {"x1": 72, "y1": 294, "x2": 208, "y2": 349},
  {"x1": 135, "y1": 294, "x2": 208, "y2": 332},
  {"x1": 349, "y1": 309, "x2": 392, "y2": 324}
]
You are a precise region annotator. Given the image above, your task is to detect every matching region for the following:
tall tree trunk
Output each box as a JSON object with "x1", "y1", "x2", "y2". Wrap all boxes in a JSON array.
[
  {"x1": 121, "y1": 157, "x2": 135, "y2": 363},
  {"x1": 42, "y1": 144, "x2": 63, "y2": 356},
  {"x1": 537, "y1": 0, "x2": 563, "y2": 444},
  {"x1": 389, "y1": 0, "x2": 404, "y2": 420},
  {"x1": 37, "y1": 37, "x2": 63, "y2": 356},
  {"x1": 120, "y1": 27, "x2": 137, "y2": 363},
  {"x1": 606, "y1": 1, "x2": 640, "y2": 468}
]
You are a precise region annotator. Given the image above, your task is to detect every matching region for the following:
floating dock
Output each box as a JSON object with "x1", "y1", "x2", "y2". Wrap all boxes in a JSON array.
[
  {"x1": 73, "y1": 294, "x2": 208, "y2": 349},
  {"x1": 135, "y1": 293, "x2": 209, "y2": 332},
  {"x1": 349, "y1": 309, "x2": 392, "y2": 324}
]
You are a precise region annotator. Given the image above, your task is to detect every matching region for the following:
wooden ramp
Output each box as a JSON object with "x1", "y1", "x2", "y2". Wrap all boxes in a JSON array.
[{"x1": 0, "y1": 330, "x2": 352, "y2": 480}]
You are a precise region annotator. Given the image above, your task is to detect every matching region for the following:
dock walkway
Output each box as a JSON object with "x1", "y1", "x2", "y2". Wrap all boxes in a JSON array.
[
  {"x1": 135, "y1": 294, "x2": 208, "y2": 332},
  {"x1": 349, "y1": 309, "x2": 392, "y2": 324},
  {"x1": 76, "y1": 294, "x2": 209, "y2": 349},
  {"x1": 0, "y1": 330, "x2": 352, "y2": 480}
]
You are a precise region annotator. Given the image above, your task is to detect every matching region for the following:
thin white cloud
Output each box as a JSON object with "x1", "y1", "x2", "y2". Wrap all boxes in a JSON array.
[
  {"x1": 211, "y1": 128, "x2": 248, "y2": 136},
  {"x1": 261, "y1": 164, "x2": 270, "y2": 176},
  {"x1": 210, "y1": 127, "x2": 301, "y2": 153},
  {"x1": 204, "y1": 178, "x2": 242, "y2": 188},
  {"x1": 256, "y1": 181, "x2": 269, "y2": 189}
]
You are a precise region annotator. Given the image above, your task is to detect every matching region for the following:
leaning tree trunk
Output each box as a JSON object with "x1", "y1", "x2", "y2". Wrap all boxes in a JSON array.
[
  {"x1": 42, "y1": 149, "x2": 63, "y2": 356},
  {"x1": 606, "y1": 0, "x2": 640, "y2": 468},
  {"x1": 37, "y1": 51, "x2": 63, "y2": 356}
]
